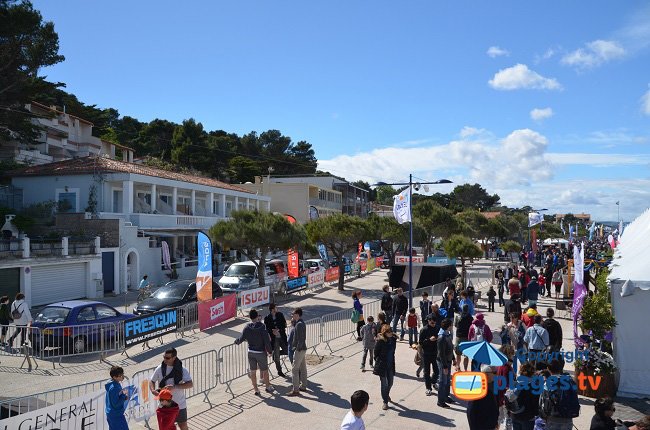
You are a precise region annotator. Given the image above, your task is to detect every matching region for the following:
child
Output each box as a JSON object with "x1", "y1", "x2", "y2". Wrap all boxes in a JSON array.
[
  {"x1": 486, "y1": 285, "x2": 497, "y2": 312},
  {"x1": 156, "y1": 388, "x2": 180, "y2": 430},
  {"x1": 359, "y1": 315, "x2": 377, "y2": 371},
  {"x1": 407, "y1": 308, "x2": 418, "y2": 346},
  {"x1": 419, "y1": 292, "x2": 432, "y2": 322},
  {"x1": 340, "y1": 390, "x2": 369, "y2": 430},
  {"x1": 105, "y1": 366, "x2": 129, "y2": 430}
]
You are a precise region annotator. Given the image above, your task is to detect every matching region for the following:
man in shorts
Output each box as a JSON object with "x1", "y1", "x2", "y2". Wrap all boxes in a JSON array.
[
  {"x1": 235, "y1": 308, "x2": 274, "y2": 395},
  {"x1": 149, "y1": 348, "x2": 193, "y2": 430}
]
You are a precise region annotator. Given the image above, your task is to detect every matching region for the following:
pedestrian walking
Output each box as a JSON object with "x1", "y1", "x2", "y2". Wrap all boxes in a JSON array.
[
  {"x1": 149, "y1": 348, "x2": 193, "y2": 430},
  {"x1": 352, "y1": 290, "x2": 365, "y2": 340},
  {"x1": 508, "y1": 362, "x2": 540, "y2": 430},
  {"x1": 8, "y1": 293, "x2": 32, "y2": 350},
  {"x1": 373, "y1": 324, "x2": 397, "y2": 410},
  {"x1": 360, "y1": 316, "x2": 377, "y2": 371},
  {"x1": 407, "y1": 308, "x2": 418, "y2": 346},
  {"x1": 496, "y1": 345, "x2": 515, "y2": 430},
  {"x1": 437, "y1": 318, "x2": 456, "y2": 408},
  {"x1": 380, "y1": 285, "x2": 393, "y2": 322},
  {"x1": 156, "y1": 389, "x2": 179, "y2": 430},
  {"x1": 138, "y1": 274, "x2": 149, "y2": 290},
  {"x1": 523, "y1": 315, "x2": 549, "y2": 363},
  {"x1": 552, "y1": 269, "x2": 563, "y2": 299},
  {"x1": 391, "y1": 288, "x2": 408, "y2": 341},
  {"x1": 487, "y1": 285, "x2": 497, "y2": 312},
  {"x1": 0, "y1": 296, "x2": 11, "y2": 347},
  {"x1": 526, "y1": 277, "x2": 540, "y2": 307},
  {"x1": 288, "y1": 307, "x2": 308, "y2": 396},
  {"x1": 105, "y1": 366, "x2": 129, "y2": 430},
  {"x1": 497, "y1": 276, "x2": 506, "y2": 307},
  {"x1": 264, "y1": 303, "x2": 288, "y2": 378},
  {"x1": 235, "y1": 309, "x2": 274, "y2": 395},
  {"x1": 454, "y1": 304, "x2": 473, "y2": 371},
  {"x1": 419, "y1": 314, "x2": 439, "y2": 396},
  {"x1": 538, "y1": 272, "x2": 546, "y2": 297},
  {"x1": 467, "y1": 364, "x2": 499, "y2": 430},
  {"x1": 419, "y1": 292, "x2": 432, "y2": 321},
  {"x1": 458, "y1": 291, "x2": 475, "y2": 317},
  {"x1": 340, "y1": 390, "x2": 369, "y2": 430},
  {"x1": 542, "y1": 308, "x2": 563, "y2": 352},
  {"x1": 539, "y1": 359, "x2": 580, "y2": 430}
]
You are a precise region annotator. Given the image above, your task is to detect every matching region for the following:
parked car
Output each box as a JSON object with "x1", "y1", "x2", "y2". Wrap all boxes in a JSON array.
[
  {"x1": 329, "y1": 257, "x2": 355, "y2": 275},
  {"x1": 133, "y1": 279, "x2": 223, "y2": 315},
  {"x1": 306, "y1": 258, "x2": 327, "y2": 273},
  {"x1": 31, "y1": 301, "x2": 134, "y2": 355},
  {"x1": 217, "y1": 260, "x2": 288, "y2": 295}
]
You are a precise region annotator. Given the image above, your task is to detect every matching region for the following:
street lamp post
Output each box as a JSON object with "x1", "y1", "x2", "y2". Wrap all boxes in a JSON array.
[{"x1": 373, "y1": 176, "x2": 452, "y2": 308}]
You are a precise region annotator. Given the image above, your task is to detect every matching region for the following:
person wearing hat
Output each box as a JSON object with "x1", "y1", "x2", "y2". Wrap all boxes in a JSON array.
[
  {"x1": 156, "y1": 388, "x2": 179, "y2": 430},
  {"x1": 419, "y1": 313, "x2": 440, "y2": 396},
  {"x1": 521, "y1": 305, "x2": 539, "y2": 328}
]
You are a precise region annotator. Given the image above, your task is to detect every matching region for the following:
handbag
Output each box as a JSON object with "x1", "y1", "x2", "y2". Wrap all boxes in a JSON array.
[{"x1": 351, "y1": 309, "x2": 360, "y2": 324}]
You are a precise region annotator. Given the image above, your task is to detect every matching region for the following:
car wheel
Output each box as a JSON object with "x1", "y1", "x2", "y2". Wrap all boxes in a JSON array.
[{"x1": 72, "y1": 336, "x2": 87, "y2": 354}]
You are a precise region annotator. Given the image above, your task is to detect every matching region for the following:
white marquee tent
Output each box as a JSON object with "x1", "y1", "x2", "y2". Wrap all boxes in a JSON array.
[{"x1": 608, "y1": 208, "x2": 650, "y2": 397}]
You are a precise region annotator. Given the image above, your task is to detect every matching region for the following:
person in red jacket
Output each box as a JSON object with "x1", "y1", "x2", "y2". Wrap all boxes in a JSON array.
[{"x1": 156, "y1": 389, "x2": 179, "y2": 430}]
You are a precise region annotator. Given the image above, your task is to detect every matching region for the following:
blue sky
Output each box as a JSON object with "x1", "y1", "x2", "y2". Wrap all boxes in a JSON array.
[{"x1": 33, "y1": 0, "x2": 650, "y2": 221}]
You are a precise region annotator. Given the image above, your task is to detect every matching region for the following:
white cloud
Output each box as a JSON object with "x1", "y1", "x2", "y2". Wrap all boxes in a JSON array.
[
  {"x1": 641, "y1": 87, "x2": 650, "y2": 116},
  {"x1": 459, "y1": 126, "x2": 489, "y2": 139},
  {"x1": 488, "y1": 64, "x2": 562, "y2": 91},
  {"x1": 530, "y1": 107, "x2": 554, "y2": 121},
  {"x1": 546, "y1": 153, "x2": 650, "y2": 166},
  {"x1": 561, "y1": 39, "x2": 626, "y2": 69},
  {"x1": 487, "y1": 46, "x2": 509, "y2": 58}
]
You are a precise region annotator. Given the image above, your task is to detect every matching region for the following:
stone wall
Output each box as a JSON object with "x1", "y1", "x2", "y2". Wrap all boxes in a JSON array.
[{"x1": 50, "y1": 213, "x2": 120, "y2": 248}]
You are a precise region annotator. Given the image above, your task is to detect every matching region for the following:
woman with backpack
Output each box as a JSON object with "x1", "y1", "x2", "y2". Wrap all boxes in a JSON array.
[
  {"x1": 8, "y1": 293, "x2": 32, "y2": 351},
  {"x1": 352, "y1": 290, "x2": 365, "y2": 341}
]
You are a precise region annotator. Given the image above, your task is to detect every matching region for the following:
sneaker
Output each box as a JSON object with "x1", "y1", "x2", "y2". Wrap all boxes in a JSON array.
[
  {"x1": 287, "y1": 391, "x2": 300, "y2": 397},
  {"x1": 382, "y1": 403, "x2": 389, "y2": 410},
  {"x1": 425, "y1": 390, "x2": 433, "y2": 396},
  {"x1": 437, "y1": 402, "x2": 450, "y2": 408},
  {"x1": 254, "y1": 391, "x2": 261, "y2": 396},
  {"x1": 265, "y1": 386, "x2": 275, "y2": 393},
  {"x1": 445, "y1": 397, "x2": 456, "y2": 404},
  {"x1": 400, "y1": 336, "x2": 404, "y2": 341},
  {"x1": 357, "y1": 336, "x2": 363, "y2": 341},
  {"x1": 360, "y1": 365, "x2": 365, "y2": 370}
]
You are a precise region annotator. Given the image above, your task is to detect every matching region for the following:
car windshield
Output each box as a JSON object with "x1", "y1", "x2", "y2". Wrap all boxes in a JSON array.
[
  {"x1": 34, "y1": 307, "x2": 70, "y2": 324},
  {"x1": 151, "y1": 284, "x2": 188, "y2": 300},
  {"x1": 225, "y1": 265, "x2": 256, "y2": 277}
]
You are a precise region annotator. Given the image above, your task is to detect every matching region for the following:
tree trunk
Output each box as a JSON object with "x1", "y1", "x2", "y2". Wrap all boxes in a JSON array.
[
  {"x1": 461, "y1": 257, "x2": 466, "y2": 287},
  {"x1": 338, "y1": 262, "x2": 345, "y2": 290},
  {"x1": 258, "y1": 256, "x2": 266, "y2": 289}
]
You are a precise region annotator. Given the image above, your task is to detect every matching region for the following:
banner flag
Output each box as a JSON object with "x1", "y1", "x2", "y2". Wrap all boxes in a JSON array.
[
  {"x1": 198, "y1": 294, "x2": 237, "y2": 331},
  {"x1": 196, "y1": 231, "x2": 213, "y2": 302},
  {"x1": 589, "y1": 221, "x2": 596, "y2": 241},
  {"x1": 572, "y1": 243, "x2": 587, "y2": 348},
  {"x1": 528, "y1": 212, "x2": 544, "y2": 227},
  {"x1": 162, "y1": 240, "x2": 172, "y2": 270},
  {"x1": 285, "y1": 214, "x2": 300, "y2": 278},
  {"x1": 569, "y1": 225, "x2": 574, "y2": 242},
  {"x1": 317, "y1": 243, "x2": 328, "y2": 261},
  {"x1": 393, "y1": 188, "x2": 411, "y2": 224},
  {"x1": 560, "y1": 218, "x2": 566, "y2": 235}
]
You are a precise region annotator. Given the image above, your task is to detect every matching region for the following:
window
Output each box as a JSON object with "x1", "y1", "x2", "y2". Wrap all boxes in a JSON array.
[
  {"x1": 213, "y1": 200, "x2": 220, "y2": 215},
  {"x1": 57, "y1": 192, "x2": 77, "y2": 213},
  {"x1": 77, "y1": 307, "x2": 96, "y2": 322},
  {"x1": 95, "y1": 305, "x2": 118, "y2": 320}
]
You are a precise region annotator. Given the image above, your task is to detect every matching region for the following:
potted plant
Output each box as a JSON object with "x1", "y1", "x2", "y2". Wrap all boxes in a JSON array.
[{"x1": 575, "y1": 268, "x2": 618, "y2": 398}]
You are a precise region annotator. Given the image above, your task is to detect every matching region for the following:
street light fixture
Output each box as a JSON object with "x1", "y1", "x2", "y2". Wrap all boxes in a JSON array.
[{"x1": 372, "y1": 175, "x2": 452, "y2": 308}]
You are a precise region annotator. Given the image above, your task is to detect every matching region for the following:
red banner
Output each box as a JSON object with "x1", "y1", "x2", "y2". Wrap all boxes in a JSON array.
[
  {"x1": 285, "y1": 214, "x2": 299, "y2": 278},
  {"x1": 359, "y1": 260, "x2": 367, "y2": 272},
  {"x1": 376, "y1": 256, "x2": 383, "y2": 266},
  {"x1": 198, "y1": 294, "x2": 237, "y2": 331},
  {"x1": 532, "y1": 229, "x2": 538, "y2": 252},
  {"x1": 325, "y1": 267, "x2": 339, "y2": 282}
]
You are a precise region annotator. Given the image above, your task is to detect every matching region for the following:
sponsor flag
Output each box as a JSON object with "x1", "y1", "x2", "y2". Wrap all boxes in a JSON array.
[
  {"x1": 393, "y1": 188, "x2": 411, "y2": 224},
  {"x1": 572, "y1": 242, "x2": 587, "y2": 348},
  {"x1": 569, "y1": 225, "x2": 574, "y2": 242},
  {"x1": 528, "y1": 212, "x2": 544, "y2": 227},
  {"x1": 560, "y1": 218, "x2": 566, "y2": 235},
  {"x1": 196, "y1": 232, "x2": 213, "y2": 302},
  {"x1": 285, "y1": 214, "x2": 300, "y2": 278},
  {"x1": 588, "y1": 221, "x2": 596, "y2": 241},
  {"x1": 162, "y1": 240, "x2": 171, "y2": 270},
  {"x1": 317, "y1": 243, "x2": 328, "y2": 261}
]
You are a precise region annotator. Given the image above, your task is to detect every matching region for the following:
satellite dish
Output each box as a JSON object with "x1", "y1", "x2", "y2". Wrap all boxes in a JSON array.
[{"x1": 413, "y1": 183, "x2": 421, "y2": 191}]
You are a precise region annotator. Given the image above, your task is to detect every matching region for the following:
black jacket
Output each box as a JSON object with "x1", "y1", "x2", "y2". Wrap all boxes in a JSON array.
[
  {"x1": 542, "y1": 318, "x2": 563, "y2": 351},
  {"x1": 373, "y1": 336, "x2": 396, "y2": 376},
  {"x1": 511, "y1": 388, "x2": 539, "y2": 422},
  {"x1": 381, "y1": 291, "x2": 393, "y2": 313},
  {"x1": 437, "y1": 330, "x2": 454, "y2": 369},
  {"x1": 418, "y1": 324, "x2": 438, "y2": 356},
  {"x1": 590, "y1": 414, "x2": 616, "y2": 430},
  {"x1": 455, "y1": 314, "x2": 473, "y2": 338},
  {"x1": 467, "y1": 390, "x2": 499, "y2": 429},
  {"x1": 392, "y1": 295, "x2": 408, "y2": 318},
  {"x1": 264, "y1": 312, "x2": 288, "y2": 355}
]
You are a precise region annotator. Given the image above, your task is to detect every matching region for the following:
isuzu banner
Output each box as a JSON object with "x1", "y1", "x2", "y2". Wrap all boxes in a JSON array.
[
  {"x1": 308, "y1": 270, "x2": 325, "y2": 288},
  {"x1": 240, "y1": 286, "x2": 270, "y2": 309},
  {"x1": 124, "y1": 309, "x2": 178, "y2": 347},
  {"x1": 198, "y1": 294, "x2": 237, "y2": 331},
  {"x1": 196, "y1": 231, "x2": 213, "y2": 302}
]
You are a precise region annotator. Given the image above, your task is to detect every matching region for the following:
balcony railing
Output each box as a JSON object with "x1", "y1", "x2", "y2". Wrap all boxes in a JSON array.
[
  {"x1": 0, "y1": 237, "x2": 99, "y2": 260},
  {"x1": 309, "y1": 198, "x2": 343, "y2": 210}
]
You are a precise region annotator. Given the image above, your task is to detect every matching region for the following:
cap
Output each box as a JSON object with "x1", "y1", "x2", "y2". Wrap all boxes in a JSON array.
[{"x1": 158, "y1": 388, "x2": 173, "y2": 401}]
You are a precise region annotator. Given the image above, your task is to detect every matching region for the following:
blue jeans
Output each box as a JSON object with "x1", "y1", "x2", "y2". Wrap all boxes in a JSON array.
[
  {"x1": 391, "y1": 315, "x2": 405, "y2": 338},
  {"x1": 379, "y1": 369, "x2": 395, "y2": 404},
  {"x1": 437, "y1": 359, "x2": 451, "y2": 404},
  {"x1": 408, "y1": 327, "x2": 418, "y2": 345}
]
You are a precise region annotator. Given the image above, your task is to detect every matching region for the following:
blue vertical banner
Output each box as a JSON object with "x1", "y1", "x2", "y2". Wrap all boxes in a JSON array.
[
  {"x1": 317, "y1": 243, "x2": 328, "y2": 261},
  {"x1": 196, "y1": 232, "x2": 213, "y2": 302}
]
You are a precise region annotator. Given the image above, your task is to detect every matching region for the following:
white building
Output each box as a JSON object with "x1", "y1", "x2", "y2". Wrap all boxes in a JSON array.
[
  {"x1": 10, "y1": 156, "x2": 271, "y2": 301},
  {"x1": 0, "y1": 101, "x2": 135, "y2": 166}
]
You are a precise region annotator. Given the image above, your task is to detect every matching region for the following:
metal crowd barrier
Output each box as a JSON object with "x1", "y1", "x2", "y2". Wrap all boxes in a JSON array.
[
  {"x1": 176, "y1": 302, "x2": 200, "y2": 336},
  {"x1": 0, "y1": 324, "x2": 40, "y2": 370},
  {"x1": 304, "y1": 317, "x2": 322, "y2": 358},
  {"x1": 216, "y1": 342, "x2": 249, "y2": 396}
]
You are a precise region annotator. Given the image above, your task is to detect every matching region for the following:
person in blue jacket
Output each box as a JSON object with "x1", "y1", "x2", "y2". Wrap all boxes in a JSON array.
[{"x1": 105, "y1": 366, "x2": 130, "y2": 430}]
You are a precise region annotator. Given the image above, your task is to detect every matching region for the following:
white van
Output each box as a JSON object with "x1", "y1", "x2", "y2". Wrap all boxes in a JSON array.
[{"x1": 217, "y1": 259, "x2": 288, "y2": 294}]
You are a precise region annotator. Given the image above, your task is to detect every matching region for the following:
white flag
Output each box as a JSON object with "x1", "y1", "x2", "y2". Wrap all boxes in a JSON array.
[
  {"x1": 393, "y1": 188, "x2": 411, "y2": 224},
  {"x1": 528, "y1": 212, "x2": 544, "y2": 227}
]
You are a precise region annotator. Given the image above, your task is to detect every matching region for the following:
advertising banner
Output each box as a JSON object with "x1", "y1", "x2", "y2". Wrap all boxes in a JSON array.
[
  {"x1": 198, "y1": 294, "x2": 237, "y2": 331},
  {"x1": 196, "y1": 231, "x2": 213, "y2": 302},
  {"x1": 325, "y1": 267, "x2": 339, "y2": 282},
  {"x1": 124, "y1": 309, "x2": 177, "y2": 347},
  {"x1": 317, "y1": 243, "x2": 328, "y2": 261},
  {"x1": 308, "y1": 270, "x2": 324, "y2": 288},
  {"x1": 359, "y1": 259, "x2": 367, "y2": 272},
  {"x1": 394, "y1": 255, "x2": 425, "y2": 264},
  {"x1": 285, "y1": 214, "x2": 300, "y2": 278},
  {"x1": 287, "y1": 276, "x2": 308, "y2": 292},
  {"x1": 240, "y1": 286, "x2": 270, "y2": 309},
  {"x1": 162, "y1": 240, "x2": 171, "y2": 270}
]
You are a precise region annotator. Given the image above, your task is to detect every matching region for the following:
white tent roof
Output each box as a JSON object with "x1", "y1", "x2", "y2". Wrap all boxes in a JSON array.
[
  {"x1": 542, "y1": 238, "x2": 569, "y2": 245},
  {"x1": 608, "y1": 208, "x2": 650, "y2": 397},
  {"x1": 608, "y1": 208, "x2": 650, "y2": 296}
]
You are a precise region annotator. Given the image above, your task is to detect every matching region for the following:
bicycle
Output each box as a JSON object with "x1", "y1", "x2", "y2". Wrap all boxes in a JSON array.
[{"x1": 137, "y1": 284, "x2": 153, "y2": 304}]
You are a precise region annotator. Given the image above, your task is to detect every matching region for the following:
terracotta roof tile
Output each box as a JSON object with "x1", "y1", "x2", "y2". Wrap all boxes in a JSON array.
[{"x1": 10, "y1": 156, "x2": 253, "y2": 194}]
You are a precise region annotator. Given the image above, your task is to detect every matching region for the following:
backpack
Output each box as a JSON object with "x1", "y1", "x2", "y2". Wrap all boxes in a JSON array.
[
  {"x1": 539, "y1": 374, "x2": 580, "y2": 419},
  {"x1": 381, "y1": 293, "x2": 393, "y2": 312},
  {"x1": 499, "y1": 325, "x2": 510, "y2": 345},
  {"x1": 351, "y1": 309, "x2": 360, "y2": 324},
  {"x1": 473, "y1": 325, "x2": 484, "y2": 342},
  {"x1": 11, "y1": 303, "x2": 23, "y2": 320}
]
